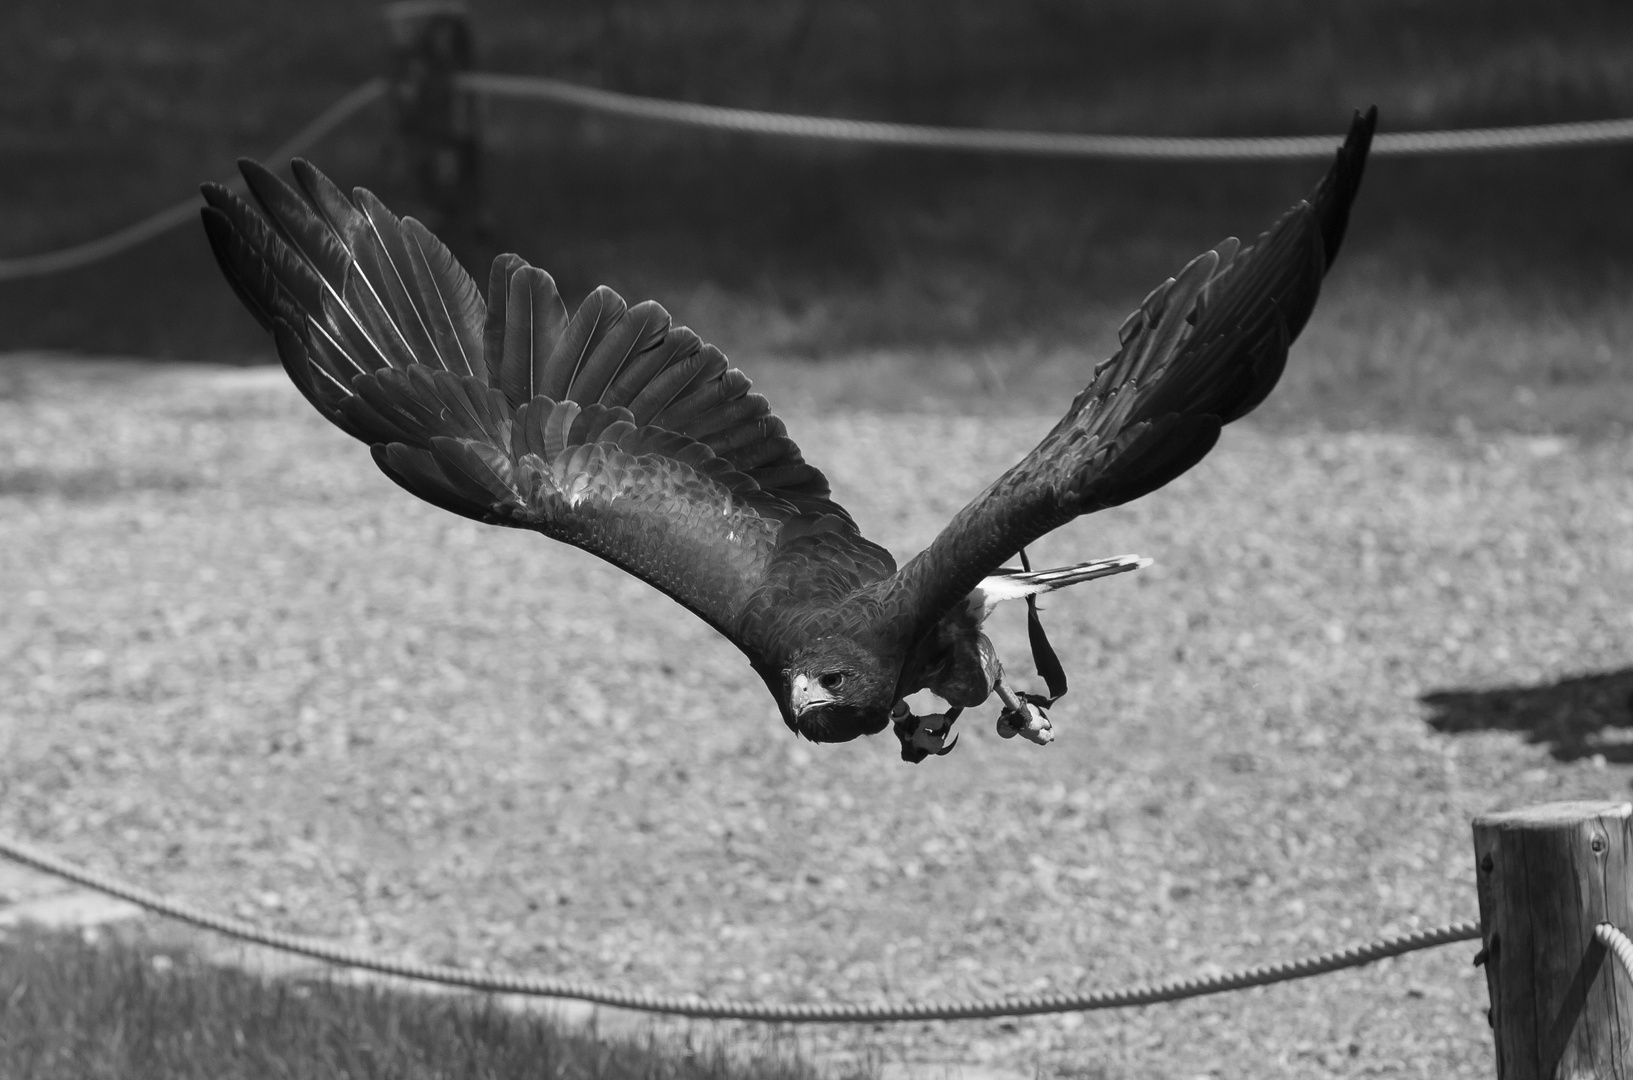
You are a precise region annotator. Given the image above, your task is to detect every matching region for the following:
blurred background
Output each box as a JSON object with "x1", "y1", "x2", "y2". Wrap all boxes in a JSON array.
[{"x1": 2, "y1": 0, "x2": 1631, "y2": 426}]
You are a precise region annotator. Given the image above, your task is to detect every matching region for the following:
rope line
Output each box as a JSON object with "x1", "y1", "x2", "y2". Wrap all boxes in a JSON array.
[
  {"x1": 1596, "y1": 923, "x2": 1633, "y2": 980},
  {"x1": 0, "y1": 79, "x2": 388, "y2": 283},
  {"x1": 464, "y1": 71, "x2": 1633, "y2": 161},
  {"x1": 0, "y1": 833, "x2": 1479, "y2": 1023},
  {"x1": 6, "y1": 71, "x2": 1631, "y2": 283}
]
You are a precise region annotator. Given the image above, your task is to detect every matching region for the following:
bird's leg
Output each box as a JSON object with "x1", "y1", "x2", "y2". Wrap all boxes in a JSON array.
[
  {"x1": 992, "y1": 662, "x2": 1054, "y2": 746},
  {"x1": 891, "y1": 700, "x2": 961, "y2": 763}
]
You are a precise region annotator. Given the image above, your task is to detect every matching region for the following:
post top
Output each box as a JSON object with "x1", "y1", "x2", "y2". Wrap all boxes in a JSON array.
[{"x1": 1475, "y1": 800, "x2": 1633, "y2": 828}]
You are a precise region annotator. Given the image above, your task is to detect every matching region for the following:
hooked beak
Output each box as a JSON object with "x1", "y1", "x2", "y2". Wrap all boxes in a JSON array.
[{"x1": 789, "y1": 674, "x2": 836, "y2": 716}]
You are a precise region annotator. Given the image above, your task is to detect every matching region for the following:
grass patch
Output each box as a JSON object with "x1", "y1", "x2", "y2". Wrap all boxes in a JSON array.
[{"x1": 0, "y1": 928, "x2": 829, "y2": 1080}]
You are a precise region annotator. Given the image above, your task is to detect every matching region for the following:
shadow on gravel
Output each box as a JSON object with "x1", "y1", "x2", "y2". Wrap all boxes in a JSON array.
[{"x1": 1423, "y1": 669, "x2": 1633, "y2": 763}]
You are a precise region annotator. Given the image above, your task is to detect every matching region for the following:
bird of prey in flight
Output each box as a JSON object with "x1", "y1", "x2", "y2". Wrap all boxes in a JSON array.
[{"x1": 201, "y1": 108, "x2": 1374, "y2": 763}]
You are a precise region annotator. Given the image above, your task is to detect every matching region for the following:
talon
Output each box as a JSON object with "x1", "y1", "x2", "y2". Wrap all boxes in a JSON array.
[
  {"x1": 997, "y1": 701, "x2": 1053, "y2": 746},
  {"x1": 892, "y1": 703, "x2": 961, "y2": 763},
  {"x1": 910, "y1": 712, "x2": 958, "y2": 754}
]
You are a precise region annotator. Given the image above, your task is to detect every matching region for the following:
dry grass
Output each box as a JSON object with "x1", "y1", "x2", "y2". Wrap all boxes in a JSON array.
[
  {"x1": 0, "y1": 927, "x2": 824, "y2": 1080},
  {"x1": 2, "y1": 351, "x2": 1631, "y2": 1078}
]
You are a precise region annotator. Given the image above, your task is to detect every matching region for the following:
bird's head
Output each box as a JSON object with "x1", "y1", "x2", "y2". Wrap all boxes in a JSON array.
[{"x1": 781, "y1": 637, "x2": 895, "y2": 743}]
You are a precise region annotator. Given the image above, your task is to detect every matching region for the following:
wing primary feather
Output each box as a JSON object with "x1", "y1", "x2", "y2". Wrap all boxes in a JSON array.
[
  {"x1": 199, "y1": 206, "x2": 293, "y2": 333},
  {"x1": 748, "y1": 462, "x2": 832, "y2": 497},
  {"x1": 337, "y1": 268, "x2": 416, "y2": 370},
  {"x1": 372, "y1": 443, "x2": 494, "y2": 520},
  {"x1": 666, "y1": 371, "x2": 757, "y2": 435},
  {"x1": 1313, "y1": 107, "x2": 1377, "y2": 270},
  {"x1": 283, "y1": 160, "x2": 418, "y2": 368},
  {"x1": 269, "y1": 320, "x2": 347, "y2": 425},
  {"x1": 305, "y1": 317, "x2": 371, "y2": 384},
  {"x1": 640, "y1": 345, "x2": 731, "y2": 424},
  {"x1": 402, "y1": 217, "x2": 485, "y2": 380},
  {"x1": 319, "y1": 277, "x2": 396, "y2": 372},
  {"x1": 236, "y1": 159, "x2": 351, "y2": 293},
  {"x1": 1213, "y1": 306, "x2": 1293, "y2": 425},
  {"x1": 429, "y1": 436, "x2": 519, "y2": 502},
  {"x1": 680, "y1": 389, "x2": 767, "y2": 441},
  {"x1": 498, "y1": 265, "x2": 568, "y2": 409},
  {"x1": 602, "y1": 326, "x2": 701, "y2": 410},
  {"x1": 571, "y1": 299, "x2": 670, "y2": 405},
  {"x1": 351, "y1": 371, "x2": 442, "y2": 446},
  {"x1": 199, "y1": 190, "x2": 321, "y2": 322},
  {"x1": 484, "y1": 254, "x2": 525, "y2": 389},
  {"x1": 216, "y1": 166, "x2": 394, "y2": 376},
  {"x1": 540, "y1": 286, "x2": 627, "y2": 401},
  {"x1": 290, "y1": 159, "x2": 369, "y2": 249},
  {"x1": 421, "y1": 368, "x2": 488, "y2": 439},
  {"x1": 723, "y1": 435, "x2": 799, "y2": 471},
  {"x1": 352, "y1": 188, "x2": 447, "y2": 370},
  {"x1": 703, "y1": 416, "x2": 784, "y2": 455}
]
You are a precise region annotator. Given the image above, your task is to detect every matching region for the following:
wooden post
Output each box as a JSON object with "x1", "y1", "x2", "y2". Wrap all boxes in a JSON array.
[
  {"x1": 382, "y1": 1, "x2": 482, "y2": 234},
  {"x1": 1474, "y1": 801, "x2": 1633, "y2": 1078}
]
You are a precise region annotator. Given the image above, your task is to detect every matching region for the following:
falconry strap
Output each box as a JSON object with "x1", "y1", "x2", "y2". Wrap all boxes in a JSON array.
[
  {"x1": 1018, "y1": 548, "x2": 1069, "y2": 709},
  {"x1": 897, "y1": 546, "x2": 1070, "y2": 764}
]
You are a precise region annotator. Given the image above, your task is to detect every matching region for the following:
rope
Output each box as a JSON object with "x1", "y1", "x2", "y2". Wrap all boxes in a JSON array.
[
  {"x1": 1596, "y1": 923, "x2": 1633, "y2": 980},
  {"x1": 0, "y1": 833, "x2": 1478, "y2": 1023},
  {"x1": 7, "y1": 70, "x2": 1631, "y2": 283},
  {"x1": 0, "y1": 79, "x2": 388, "y2": 283},
  {"x1": 463, "y1": 71, "x2": 1633, "y2": 161}
]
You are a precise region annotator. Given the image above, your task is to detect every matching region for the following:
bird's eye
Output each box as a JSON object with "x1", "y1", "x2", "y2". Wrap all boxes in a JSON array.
[{"x1": 818, "y1": 672, "x2": 845, "y2": 692}]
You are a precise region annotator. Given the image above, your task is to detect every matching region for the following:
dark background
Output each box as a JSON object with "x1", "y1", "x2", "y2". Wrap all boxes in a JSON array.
[{"x1": 3, "y1": 0, "x2": 1631, "y2": 430}]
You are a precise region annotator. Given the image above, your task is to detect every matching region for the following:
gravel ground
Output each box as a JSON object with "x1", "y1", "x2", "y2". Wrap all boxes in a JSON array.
[{"x1": 2, "y1": 354, "x2": 1631, "y2": 1079}]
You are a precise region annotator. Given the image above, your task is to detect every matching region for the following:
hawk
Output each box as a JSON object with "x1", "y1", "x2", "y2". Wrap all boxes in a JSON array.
[{"x1": 200, "y1": 108, "x2": 1374, "y2": 763}]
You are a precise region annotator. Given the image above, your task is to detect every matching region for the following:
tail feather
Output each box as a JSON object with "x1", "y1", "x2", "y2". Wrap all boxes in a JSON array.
[{"x1": 973, "y1": 554, "x2": 1150, "y2": 616}]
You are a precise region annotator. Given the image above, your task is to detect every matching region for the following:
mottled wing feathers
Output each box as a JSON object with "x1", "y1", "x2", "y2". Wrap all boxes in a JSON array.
[
  {"x1": 360, "y1": 381, "x2": 786, "y2": 641},
  {"x1": 475, "y1": 253, "x2": 839, "y2": 516},
  {"x1": 882, "y1": 108, "x2": 1376, "y2": 642},
  {"x1": 200, "y1": 159, "x2": 864, "y2": 650}
]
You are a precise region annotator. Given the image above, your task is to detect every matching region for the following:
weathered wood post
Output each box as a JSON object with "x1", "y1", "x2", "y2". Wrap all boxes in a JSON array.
[
  {"x1": 1474, "y1": 801, "x2": 1633, "y2": 1078},
  {"x1": 383, "y1": 0, "x2": 482, "y2": 234}
]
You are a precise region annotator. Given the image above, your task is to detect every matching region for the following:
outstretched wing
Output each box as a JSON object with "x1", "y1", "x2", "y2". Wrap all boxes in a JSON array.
[
  {"x1": 199, "y1": 159, "x2": 872, "y2": 655},
  {"x1": 877, "y1": 108, "x2": 1376, "y2": 649}
]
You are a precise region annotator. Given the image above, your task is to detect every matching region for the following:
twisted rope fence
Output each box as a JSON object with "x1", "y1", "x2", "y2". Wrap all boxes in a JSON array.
[
  {"x1": 1597, "y1": 923, "x2": 1633, "y2": 981},
  {"x1": 0, "y1": 832, "x2": 1478, "y2": 1023},
  {"x1": 465, "y1": 71, "x2": 1633, "y2": 161},
  {"x1": 0, "y1": 80, "x2": 388, "y2": 283},
  {"x1": 6, "y1": 49, "x2": 1633, "y2": 283}
]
